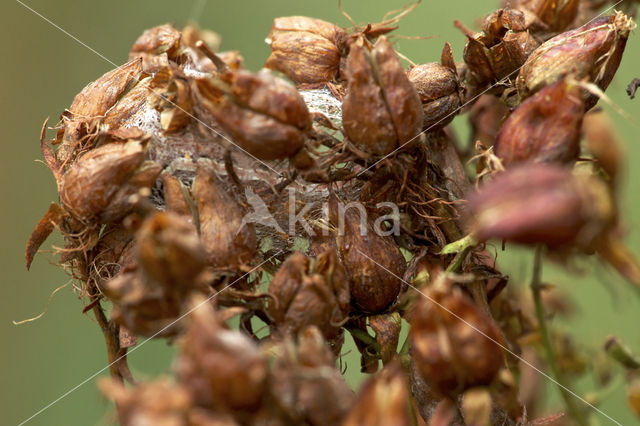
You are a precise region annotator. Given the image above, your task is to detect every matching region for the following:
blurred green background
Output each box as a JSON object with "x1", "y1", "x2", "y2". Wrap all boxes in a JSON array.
[{"x1": 1, "y1": 0, "x2": 639, "y2": 424}]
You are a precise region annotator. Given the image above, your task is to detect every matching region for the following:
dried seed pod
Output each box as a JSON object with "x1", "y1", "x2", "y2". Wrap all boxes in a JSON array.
[
  {"x1": 506, "y1": 0, "x2": 581, "y2": 34},
  {"x1": 193, "y1": 162, "x2": 256, "y2": 269},
  {"x1": 270, "y1": 326, "x2": 354, "y2": 425},
  {"x1": 468, "y1": 94, "x2": 509, "y2": 147},
  {"x1": 59, "y1": 140, "x2": 161, "y2": 223},
  {"x1": 407, "y1": 43, "x2": 465, "y2": 131},
  {"x1": 103, "y1": 269, "x2": 184, "y2": 337},
  {"x1": 517, "y1": 12, "x2": 635, "y2": 109},
  {"x1": 410, "y1": 282, "x2": 505, "y2": 398},
  {"x1": 136, "y1": 212, "x2": 207, "y2": 290},
  {"x1": 265, "y1": 16, "x2": 347, "y2": 84},
  {"x1": 460, "y1": 9, "x2": 539, "y2": 89},
  {"x1": 328, "y1": 194, "x2": 405, "y2": 312},
  {"x1": 267, "y1": 250, "x2": 350, "y2": 346},
  {"x1": 494, "y1": 79, "x2": 584, "y2": 166},
  {"x1": 467, "y1": 163, "x2": 615, "y2": 248},
  {"x1": 99, "y1": 378, "x2": 191, "y2": 426},
  {"x1": 129, "y1": 24, "x2": 182, "y2": 72},
  {"x1": 343, "y1": 362, "x2": 412, "y2": 426},
  {"x1": 195, "y1": 70, "x2": 311, "y2": 160},
  {"x1": 342, "y1": 36, "x2": 423, "y2": 155},
  {"x1": 175, "y1": 296, "x2": 268, "y2": 414}
]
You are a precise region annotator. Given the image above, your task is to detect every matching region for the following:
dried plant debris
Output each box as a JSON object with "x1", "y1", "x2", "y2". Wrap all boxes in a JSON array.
[{"x1": 23, "y1": 1, "x2": 640, "y2": 425}]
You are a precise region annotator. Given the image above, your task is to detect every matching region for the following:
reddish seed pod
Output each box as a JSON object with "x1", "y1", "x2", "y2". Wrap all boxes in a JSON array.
[
  {"x1": 193, "y1": 161, "x2": 256, "y2": 269},
  {"x1": 517, "y1": 12, "x2": 635, "y2": 109},
  {"x1": 343, "y1": 362, "x2": 412, "y2": 425},
  {"x1": 494, "y1": 79, "x2": 584, "y2": 166},
  {"x1": 467, "y1": 163, "x2": 615, "y2": 248},
  {"x1": 328, "y1": 194, "x2": 406, "y2": 312},
  {"x1": 136, "y1": 211, "x2": 207, "y2": 290},
  {"x1": 342, "y1": 36, "x2": 423, "y2": 156},
  {"x1": 59, "y1": 140, "x2": 161, "y2": 224},
  {"x1": 265, "y1": 16, "x2": 347, "y2": 84},
  {"x1": 267, "y1": 250, "x2": 350, "y2": 347},
  {"x1": 410, "y1": 282, "x2": 505, "y2": 398},
  {"x1": 196, "y1": 69, "x2": 311, "y2": 160},
  {"x1": 468, "y1": 94, "x2": 509, "y2": 147},
  {"x1": 408, "y1": 43, "x2": 465, "y2": 131},
  {"x1": 175, "y1": 296, "x2": 269, "y2": 414},
  {"x1": 460, "y1": 9, "x2": 539, "y2": 89}
]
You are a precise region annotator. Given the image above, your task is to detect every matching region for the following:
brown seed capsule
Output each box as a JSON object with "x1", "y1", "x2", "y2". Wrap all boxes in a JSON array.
[
  {"x1": 193, "y1": 161, "x2": 256, "y2": 268},
  {"x1": 195, "y1": 70, "x2": 311, "y2": 160},
  {"x1": 136, "y1": 212, "x2": 207, "y2": 290},
  {"x1": 494, "y1": 79, "x2": 584, "y2": 166},
  {"x1": 517, "y1": 12, "x2": 635, "y2": 109},
  {"x1": 342, "y1": 36, "x2": 423, "y2": 156},
  {"x1": 267, "y1": 250, "x2": 350, "y2": 346},
  {"x1": 506, "y1": 0, "x2": 581, "y2": 34},
  {"x1": 129, "y1": 24, "x2": 182, "y2": 72},
  {"x1": 99, "y1": 378, "x2": 191, "y2": 426},
  {"x1": 343, "y1": 362, "x2": 412, "y2": 426},
  {"x1": 265, "y1": 16, "x2": 347, "y2": 84},
  {"x1": 459, "y1": 9, "x2": 539, "y2": 89},
  {"x1": 408, "y1": 43, "x2": 465, "y2": 131},
  {"x1": 175, "y1": 296, "x2": 268, "y2": 414},
  {"x1": 270, "y1": 326, "x2": 354, "y2": 425},
  {"x1": 467, "y1": 163, "x2": 615, "y2": 248},
  {"x1": 59, "y1": 140, "x2": 161, "y2": 223},
  {"x1": 410, "y1": 282, "x2": 505, "y2": 398},
  {"x1": 468, "y1": 94, "x2": 509, "y2": 148},
  {"x1": 328, "y1": 193, "x2": 406, "y2": 312}
]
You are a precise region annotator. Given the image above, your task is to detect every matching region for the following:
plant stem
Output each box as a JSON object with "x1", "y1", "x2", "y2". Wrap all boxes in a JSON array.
[{"x1": 530, "y1": 245, "x2": 587, "y2": 425}]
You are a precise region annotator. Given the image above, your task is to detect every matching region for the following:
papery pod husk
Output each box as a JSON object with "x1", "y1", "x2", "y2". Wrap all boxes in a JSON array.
[
  {"x1": 58, "y1": 140, "x2": 161, "y2": 224},
  {"x1": 175, "y1": 296, "x2": 269, "y2": 415},
  {"x1": 136, "y1": 211, "x2": 207, "y2": 290},
  {"x1": 267, "y1": 250, "x2": 350, "y2": 348},
  {"x1": 194, "y1": 69, "x2": 310, "y2": 161},
  {"x1": 410, "y1": 283, "x2": 505, "y2": 398},
  {"x1": 265, "y1": 16, "x2": 347, "y2": 84},
  {"x1": 461, "y1": 9, "x2": 539, "y2": 89},
  {"x1": 342, "y1": 36, "x2": 423, "y2": 155},
  {"x1": 161, "y1": 173, "x2": 196, "y2": 220},
  {"x1": 494, "y1": 79, "x2": 584, "y2": 166},
  {"x1": 129, "y1": 24, "x2": 182, "y2": 72},
  {"x1": 407, "y1": 43, "x2": 464, "y2": 131},
  {"x1": 99, "y1": 377, "x2": 191, "y2": 426},
  {"x1": 369, "y1": 312, "x2": 402, "y2": 365},
  {"x1": 516, "y1": 12, "x2": 635, "y2": 109},
  {"x1": 507, "y1": 0, "x2": 581, "y2": 34},
  {"x1": 467, "y1": 163, "x2": 616, "y2": 249},
  {"x1": 269, "y1": 326, "x2": 354, "y2": 425},
  {"x1": 103, "y1": 269, "x2": 185, "y2": 337},
  {"x1": 193, "y1": 161, "x2": 256, "y2": 269},
  {"x1": 329, "y1": 193, "x2": 406, "y2": 313},
  {"x1": 343, "y1": 362, "x2": 412, "y2": 426}
]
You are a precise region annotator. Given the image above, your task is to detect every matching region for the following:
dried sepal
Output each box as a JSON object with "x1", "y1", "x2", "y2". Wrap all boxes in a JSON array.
[
  {"x1": 369, "y1": 312, "x2": 402, "y2": 365},
  {"x1": 25, "y1": 202, "x2": 65, "y2": 270}
]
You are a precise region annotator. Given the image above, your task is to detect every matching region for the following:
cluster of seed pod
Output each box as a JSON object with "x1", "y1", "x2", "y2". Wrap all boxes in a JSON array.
[{"x1": 26, "y1": 0, "x2": 640, "y2": 424}]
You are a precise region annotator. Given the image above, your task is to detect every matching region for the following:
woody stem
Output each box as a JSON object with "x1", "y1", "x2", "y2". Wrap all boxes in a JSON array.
[{"x1": 530, "y1": 245, "x2": 587, "y2": 425}]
